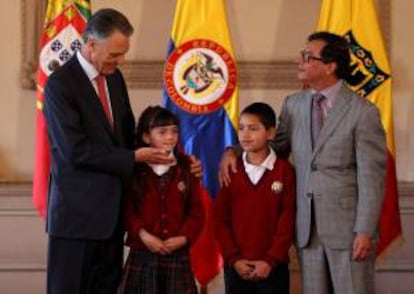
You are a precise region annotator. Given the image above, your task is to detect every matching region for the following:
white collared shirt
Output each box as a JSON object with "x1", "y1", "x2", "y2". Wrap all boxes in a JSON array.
[
  {"x1": 149, "y1": 151, "x2": 177, "y2": 176},
  {"x1": 242, "y1": 148, "x2": 277, "y2": 185},
  {"x1": 76, "y1": 51, "x2": 113, "y2": 119}
]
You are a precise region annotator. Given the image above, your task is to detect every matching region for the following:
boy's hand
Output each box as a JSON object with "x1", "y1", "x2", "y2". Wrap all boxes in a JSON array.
[
  {"x1": 139, "y1": 229, "x2": 167, "y2": 255},
  {"x1": 234, "y1": 259, "x2": 254, "y2": 280},
  {"x1": 218, "y1": 148, "x2": 238, "y2": 187},
  {"x1": 163, "y1": 236, "x2": 188, "y2": 253},
  {"x1": 189, "y1": 155, "x2": 203, "y2": 178},
  {"x1": 249, "y1": 260, "x2": 272, "y2": 280}
]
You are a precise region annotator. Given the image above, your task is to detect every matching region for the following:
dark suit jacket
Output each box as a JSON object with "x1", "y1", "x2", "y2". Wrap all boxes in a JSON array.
[{"x1": 44, "y1": 56, "x2": 136, "y2": 240}]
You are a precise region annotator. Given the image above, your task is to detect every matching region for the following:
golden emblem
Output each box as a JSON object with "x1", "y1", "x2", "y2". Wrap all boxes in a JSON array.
[
  {"x1": 178, "y1": 181, "x2": 186, "y2": 193},
  {"x1": 271, "y1": 181, "x2": 283, "y2": 194}
]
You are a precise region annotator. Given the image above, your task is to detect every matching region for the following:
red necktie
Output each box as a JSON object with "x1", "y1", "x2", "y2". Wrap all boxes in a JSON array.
[
  {"x1": 95, "y1": 75, "x2": 113, "y2": 129},
  {"x1": 311, "y1": 93, "x2": 326, "y2": 149}
]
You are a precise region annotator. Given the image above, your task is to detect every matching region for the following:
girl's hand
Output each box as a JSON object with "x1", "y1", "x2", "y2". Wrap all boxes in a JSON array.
[
  {"x1": 139, "y1": 229, "x2": 167, "y2": 254},
  {"x1": 163, "y1": 236, "x2": 188, "y2": 253},
  {"x1": 234, "y1": 259, "x2": 254, "y2": 280}
]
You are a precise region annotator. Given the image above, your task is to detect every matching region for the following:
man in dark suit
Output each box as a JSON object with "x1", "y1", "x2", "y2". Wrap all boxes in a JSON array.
[
  {"x1": 220, "y1": 32, "x2": 386, "y2": 294},
  {"x1": 44, "y1": 9, "x2": 177, "y2": 294}
]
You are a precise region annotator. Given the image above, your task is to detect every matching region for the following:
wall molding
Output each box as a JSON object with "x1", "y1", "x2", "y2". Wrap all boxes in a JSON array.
[{"x1": 21, "y1": 0, "x2": 391, "y2": 90}]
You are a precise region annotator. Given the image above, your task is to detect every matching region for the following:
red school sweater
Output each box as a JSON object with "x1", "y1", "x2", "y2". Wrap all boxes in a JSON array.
[
  {"x1": 214, "y1": 157, "x2": 296, "y2": 267},
  {"x1": 124, "y1": 158, "x2": 204, "y2": 250}
]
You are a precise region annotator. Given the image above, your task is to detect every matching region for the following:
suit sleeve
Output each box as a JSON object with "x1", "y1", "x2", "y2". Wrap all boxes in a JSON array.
[
  {"x1": 354, "y1": 102, "x2": 387, "y2": 236},
  {"x1": 270, "y1": 95, "x2": 292, "y2": 158},
  {"x1": 44, "y1": 74, "x2": 135, "y2": 177}
]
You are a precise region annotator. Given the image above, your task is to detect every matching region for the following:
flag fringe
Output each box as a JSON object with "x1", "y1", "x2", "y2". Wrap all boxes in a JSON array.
[{"x1": 375, "y1": 234, "x2": 404, "y2": 267}]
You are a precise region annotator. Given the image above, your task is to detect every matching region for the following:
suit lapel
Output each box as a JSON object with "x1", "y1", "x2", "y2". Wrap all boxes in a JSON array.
[
  {"x1": 71, "y1": 58, "x2": 117, "y2": 140},
  {"x1": 300, "y1": 91, "x2": 314, "y2": 151},
  {"x1": 312, "y1": 85, "x2": 352, "y2": 158},
  {"x1": 106, "y1": 75, "x2": 122, "y2": 141}
]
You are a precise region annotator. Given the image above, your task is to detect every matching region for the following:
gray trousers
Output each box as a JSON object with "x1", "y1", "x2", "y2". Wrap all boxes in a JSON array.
[{"x1": 298, "y1": 210, "x2": 375, "y2": 294}]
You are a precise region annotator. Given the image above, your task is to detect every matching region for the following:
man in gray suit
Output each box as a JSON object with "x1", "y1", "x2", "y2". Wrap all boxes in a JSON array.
[{"x1": 219, "y1": 32, "x2": 386, "y2": 294}]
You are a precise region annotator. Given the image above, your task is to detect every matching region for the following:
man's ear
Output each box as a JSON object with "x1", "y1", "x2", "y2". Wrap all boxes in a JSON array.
[
  {"x1": 267, "y1": 127, "x2": 276, "y2": 140},
  {"x1": 326, "y1": 62, "x2": 337, "y2": 76}
]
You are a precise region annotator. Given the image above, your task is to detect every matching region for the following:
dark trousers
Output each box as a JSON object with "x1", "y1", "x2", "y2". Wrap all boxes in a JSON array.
[
  {"x1": 47, "y1": 233, "x2": 124, "y2": 294},
  {"x1": 224, "y1": 263, "x2": 290, "y2": 294}
]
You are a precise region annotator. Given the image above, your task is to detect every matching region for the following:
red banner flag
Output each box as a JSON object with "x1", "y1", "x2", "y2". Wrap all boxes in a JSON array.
[{"x1": 33, "y1": 0, "x2": 90, "y2": 218}]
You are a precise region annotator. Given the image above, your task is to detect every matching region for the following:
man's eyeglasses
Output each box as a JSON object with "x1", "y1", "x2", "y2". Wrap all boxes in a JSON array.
[{"x1": 300, "y1": 50, "x2": 325, "y2": 63}]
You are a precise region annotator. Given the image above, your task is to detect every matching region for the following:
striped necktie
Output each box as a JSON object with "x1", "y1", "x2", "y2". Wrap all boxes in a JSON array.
[
  {"x1": 95, "y1": 75, "x2": 113, "y2": 129},
  {"x1": 311, "y1": 93, "x2": 326, "y2": 148}
]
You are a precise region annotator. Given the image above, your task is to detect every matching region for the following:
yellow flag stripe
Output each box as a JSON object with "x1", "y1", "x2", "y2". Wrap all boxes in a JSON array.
[{"x1": 316, "y1": 0, "x2": 395, "y2": 155}]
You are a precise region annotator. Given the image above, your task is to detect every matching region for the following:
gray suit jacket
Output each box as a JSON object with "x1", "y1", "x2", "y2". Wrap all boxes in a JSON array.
[{"x1": 274, "y1": 84, "x2": 386, "y2": 249}]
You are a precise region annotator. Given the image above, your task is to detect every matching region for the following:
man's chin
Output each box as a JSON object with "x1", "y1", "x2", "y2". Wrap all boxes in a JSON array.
[
  {"x1": 101, "y1": 67, "x2": 117, "y2": 75},
  {"x1": 297, "y1": 73, "x2": 308, "y2": 83}
]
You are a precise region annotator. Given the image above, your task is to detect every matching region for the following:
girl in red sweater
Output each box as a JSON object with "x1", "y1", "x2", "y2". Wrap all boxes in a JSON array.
[
  {"x1": 119, "y1": 106, "x2": 204, "y2": 294},
  {"x1": 215, "y1": 102, "x2": 296, "y2": 294}
]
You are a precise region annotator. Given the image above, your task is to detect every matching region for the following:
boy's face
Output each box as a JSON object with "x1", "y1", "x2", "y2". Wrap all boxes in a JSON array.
[
  {"x1": 143, "y1": 124, "x2": 179, "y2": 152},
  {"x1": 238, "y1": 113, "x2": 275, "y2": 153}
]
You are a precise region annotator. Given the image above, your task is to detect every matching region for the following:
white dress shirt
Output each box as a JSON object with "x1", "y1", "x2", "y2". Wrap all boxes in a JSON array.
[{"x1": 242, "y1": 148, "x2": 277, "y2": 185}]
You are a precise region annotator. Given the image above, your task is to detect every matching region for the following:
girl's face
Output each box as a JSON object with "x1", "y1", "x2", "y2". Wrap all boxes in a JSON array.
[
  {"x1": 143, "y1": 124, "x2": 179, "y2": 151},
  {"x1": 238, "y1": 113, "x2": 275, "y2": 153}
]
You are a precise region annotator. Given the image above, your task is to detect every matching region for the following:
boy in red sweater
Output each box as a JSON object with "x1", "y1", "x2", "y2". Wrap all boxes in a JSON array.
[{"x1": 214, "y1": 102, "x2": 296, "y2": 294}]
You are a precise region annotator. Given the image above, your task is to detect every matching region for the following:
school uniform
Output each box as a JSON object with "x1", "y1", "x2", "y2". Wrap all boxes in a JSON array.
[
  {"x1": 119, "y1": 155, "x2": 204, "y2": 294},
  {"x1": 215, "y1": 149, "x2": 296, "y2": 294}
]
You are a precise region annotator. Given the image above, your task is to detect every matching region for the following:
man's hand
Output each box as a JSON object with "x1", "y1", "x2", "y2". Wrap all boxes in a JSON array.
[
  {"x1": 163, "y1": 236, "x2": 188, "y2": 254},
  {"x1": 134, "y1": 147, "x2": 175, "y2": 165},
  {"x1": 218, "y1": 148, "x2": 238, "y2": 187},
  {"x1": 248, "y1": 260, "x2": 272, "y2": 281},
  {"x1": 234, "y1": 259, "x2": 254, "y2": 280},
  {"x1": 188, "y1": 155, "x2": 203, "y2": 178},
  {"x1": 139, "y1": 229, "x2": 168, "y2": 255},
  {"x1": 353, "y1": 233, "x2": 373, "y2": 261}
]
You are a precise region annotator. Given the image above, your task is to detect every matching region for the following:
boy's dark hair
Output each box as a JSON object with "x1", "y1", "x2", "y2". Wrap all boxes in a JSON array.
[
  {"x1": 135, "y1": 105, "x2": 180, "y2": 149},
  {"x1": 83, "y1": 8, "x2": 134, "y2": 42},
  {"x1": 308, "y1": 31, "x2": 351, "y2": 80},
  {"x1": 241, "y1": 102, "x2": 277, "y2": 129}
]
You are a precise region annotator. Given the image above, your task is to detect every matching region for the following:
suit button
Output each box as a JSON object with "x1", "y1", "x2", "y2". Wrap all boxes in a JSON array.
[
  {"x1": 307, "y1": 193, "x2": 313, "y2": 198},
  {"x1": 311, "y1": 163, "x2": 318, "y2": 171}
]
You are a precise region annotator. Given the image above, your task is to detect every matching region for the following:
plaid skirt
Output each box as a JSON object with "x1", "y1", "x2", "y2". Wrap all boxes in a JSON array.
[{"x1": 118, "y1": 247, "x2": 198, "y2": 294}]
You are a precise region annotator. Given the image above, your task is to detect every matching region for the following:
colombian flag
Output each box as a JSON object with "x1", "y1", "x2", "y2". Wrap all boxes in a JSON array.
[
  {"x1": 316, "y1": 0, "x2": 402, "y2": 258},
  {"x1": 163, "y1": 0, "x2": 238, "y2": 287},
  {"x1": 33, "y1": 0, "x2": 90, "y2": 218}
]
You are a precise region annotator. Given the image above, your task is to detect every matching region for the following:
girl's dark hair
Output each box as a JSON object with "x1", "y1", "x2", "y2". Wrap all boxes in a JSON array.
[
  {"x1": 135, "y1": 105, "x2": 180, "y2": 149},
  {"x1": 308, "y1": 31, "x2": 351, "y2": 80},
  {"x1": 241, "y1": 102, "x2": 277, "y2": 129}
]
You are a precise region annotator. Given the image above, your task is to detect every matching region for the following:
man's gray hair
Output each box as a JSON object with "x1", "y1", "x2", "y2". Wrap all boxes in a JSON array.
[{"x1": 83, "y1": 8, "x2": 134, "y2": 42}]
